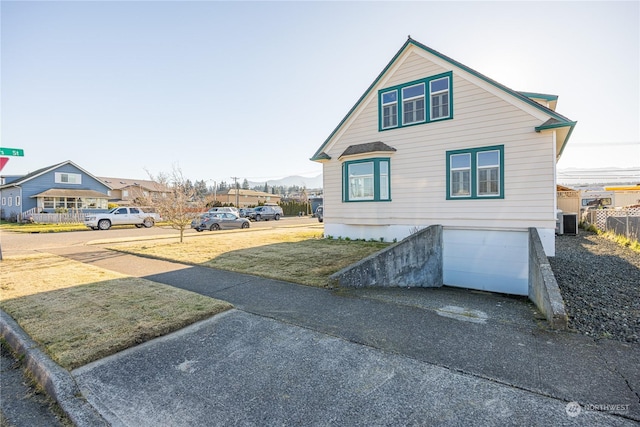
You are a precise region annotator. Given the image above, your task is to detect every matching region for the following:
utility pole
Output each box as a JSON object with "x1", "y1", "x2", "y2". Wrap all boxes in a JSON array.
[{"x1": 231, "y1": 176, "x2": 240, "y2": 207}]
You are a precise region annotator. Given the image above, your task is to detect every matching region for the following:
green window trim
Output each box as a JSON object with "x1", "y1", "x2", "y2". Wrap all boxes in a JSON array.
[
  {"x1": 378, "y1": 71, "x2": 453, "y2": 131},
  {"x1": 446, "y1": 145, "x2": 504, "y2": 200},
  {"x1": 342, "y1": 158, "x2": 391, "y2": 202}
]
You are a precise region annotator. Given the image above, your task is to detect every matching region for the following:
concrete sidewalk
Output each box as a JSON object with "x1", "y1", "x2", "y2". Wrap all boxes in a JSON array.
[{"x1": 4, "y1": 246, "x2": 640, "y2": 426}]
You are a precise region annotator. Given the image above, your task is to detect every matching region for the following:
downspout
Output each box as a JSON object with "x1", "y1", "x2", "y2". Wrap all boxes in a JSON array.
[{"x1": 552, "y1": 131, "x2": 557, "y2": 215}]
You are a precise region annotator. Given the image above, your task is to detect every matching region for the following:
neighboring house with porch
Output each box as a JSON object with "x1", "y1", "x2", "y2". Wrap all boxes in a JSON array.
[
  {"x1": 0, "y1": 160, "x2": 111, "y2": 219},
  {"x1": 311, "y1": 37, "x2": 576, "y2": 296}
]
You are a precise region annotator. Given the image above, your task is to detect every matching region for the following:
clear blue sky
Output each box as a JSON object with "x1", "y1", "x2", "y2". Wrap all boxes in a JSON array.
[{"x1": 2, "y1": 1, "x2": 638, "y2": 185}]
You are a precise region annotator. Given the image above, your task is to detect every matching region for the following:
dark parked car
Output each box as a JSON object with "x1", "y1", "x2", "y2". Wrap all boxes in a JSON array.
[
  {"x1": 248, "y1": 205, "x2": 283, "y2": 221},
  {"x1": 239, "y1": 208, "x2": 254, "y2": 218},
  {"x1": 195, "y1": 213, "x2": 250, "y2": 231},
  {"x1": 315, "y1": 205, "x2": 323, "y2": 223}
]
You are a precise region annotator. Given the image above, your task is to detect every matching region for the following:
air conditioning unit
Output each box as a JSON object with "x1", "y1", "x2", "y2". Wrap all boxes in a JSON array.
[{"x1": 562, "y1": 213, "x2": 578, "y2": 236}]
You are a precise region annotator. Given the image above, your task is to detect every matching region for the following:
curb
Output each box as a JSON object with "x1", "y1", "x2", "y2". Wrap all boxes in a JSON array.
[{"x1": 0, "y1": 309, "x2": 108, "y2": 427}]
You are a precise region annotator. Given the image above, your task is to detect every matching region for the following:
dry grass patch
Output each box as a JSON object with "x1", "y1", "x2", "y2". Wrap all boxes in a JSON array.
[
  {"x1": 110, "y1": 227, "x2": 389, "y2": 287},
  {"x1": 0, "y1": 253, "x2": 232, "y2": 370}
]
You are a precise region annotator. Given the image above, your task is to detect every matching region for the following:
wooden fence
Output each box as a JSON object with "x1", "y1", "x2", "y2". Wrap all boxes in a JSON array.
[{"x1": 19, "y1": 211, "x2": 85, "y2": 224}]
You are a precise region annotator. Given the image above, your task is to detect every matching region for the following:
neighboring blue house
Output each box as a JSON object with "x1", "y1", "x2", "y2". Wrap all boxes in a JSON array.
[{"x1": 0, "y1": 160, "x2": 111, "y2": 219}]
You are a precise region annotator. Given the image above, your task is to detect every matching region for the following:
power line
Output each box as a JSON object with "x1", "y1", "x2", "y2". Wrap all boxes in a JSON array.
[{"x1": 569, "y1": 141, "x2": 640, "y2": 146}]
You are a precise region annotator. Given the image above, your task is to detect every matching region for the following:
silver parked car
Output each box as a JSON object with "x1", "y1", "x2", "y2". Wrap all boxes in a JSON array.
[
  {"x1": 190, "y1": 212, "x2": 215, "y2": 229},
  {"x1": 195, "y1": 213, "x2": 250, "y2": 231}
]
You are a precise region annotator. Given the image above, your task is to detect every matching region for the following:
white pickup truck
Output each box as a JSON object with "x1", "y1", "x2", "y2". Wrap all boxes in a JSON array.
[{"x1": 84, "y1": 207, "x2": 161, "y2": 230}]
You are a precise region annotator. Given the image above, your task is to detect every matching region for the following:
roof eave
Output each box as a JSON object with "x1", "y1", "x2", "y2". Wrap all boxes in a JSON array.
[
  {"x1": 310, "y1": 39, "x2": 413, "y2": 160},
  {"x1": 535, "y1": 121, "x2": 578, "y2": 160}
]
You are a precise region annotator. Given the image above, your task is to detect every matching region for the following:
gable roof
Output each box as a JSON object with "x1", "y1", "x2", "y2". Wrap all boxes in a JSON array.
[
  {"x1": 311, "y1": 37, "x2": 576, "y2": 162},
  {"x1": 98, "y1": 177, "x2": 170, "y2": 192},
  {"x1": 0, "y1": 160, "x2": 112, "y2": 190}
]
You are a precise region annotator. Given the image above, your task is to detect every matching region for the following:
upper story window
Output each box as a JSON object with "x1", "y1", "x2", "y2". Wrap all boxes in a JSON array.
[
  {"x1": 378, "y1": 71, "x2": 452, "y2": 131},
  {"x1": 343, "y1": 158, "x2": 391, "y2": 202},
  {"x1": 381, "y1": 91, "x2": 398, "y2": 129},
  {"x1": 54, "y1": 172, "x2": 82, "y2": 185},
  {"x1": 402, "y1": 83, "x2": 425, "y2": 125},
  {"x1": 446, "y1": 145, "x2": 504, "y2": 200},
  {"x1": 430, "y1": 77, "x2": 450, "y2": 120}
]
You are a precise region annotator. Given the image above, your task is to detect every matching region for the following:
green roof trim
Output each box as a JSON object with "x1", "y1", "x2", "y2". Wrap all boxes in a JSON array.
[
  {"x1": 310, "y1": 37, "x2": 576, "y2": 162},
  {"x1": 310, "y1": 38, "x2": 413, "y2": 161},
  {"x1": 535, "y1": 119, "x2": 577, "y2": 132},
  {"x1": 535, "y1": 118, "x2": 577, "y2": 159},
  {"x1": 519, "y1": 92, "x2": 558, "y2": 101}
]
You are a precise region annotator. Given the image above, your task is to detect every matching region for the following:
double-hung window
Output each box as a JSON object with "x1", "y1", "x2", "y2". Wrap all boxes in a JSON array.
[
  {"x1": 381, "y1": 91, "x2": 398, "y2": 129},
  {"x1": 402, "y1": 84, "x2": 425, "y2": 125},
  {"x1": 378, "y1": 72, "x2": 452, "y2": 131},
  {"x1": 477, "y1": 150, "x2": 500, "y2": 196},
  {"x1": 450, "y1": 153, "x2": 471, "y2": 197},
  {"x1": 430, "y1": 77, "x2": 450, "y2": 120},
  {"x1": 446, "y1": 145, "x2": 504, "y2": 199},
  {"x1": 343, "y1": 158, "x2": 391, "y2": 202}
]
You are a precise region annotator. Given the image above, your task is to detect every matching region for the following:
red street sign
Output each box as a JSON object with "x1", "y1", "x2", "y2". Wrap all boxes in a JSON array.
[{"x1": 0, "y1": 157, "x2": 8, "y2": 172}]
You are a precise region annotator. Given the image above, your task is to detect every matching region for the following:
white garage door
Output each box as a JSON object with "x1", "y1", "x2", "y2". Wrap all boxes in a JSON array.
[{"x1": 443, "y1": 229, "x2": 529, "y2": 295}]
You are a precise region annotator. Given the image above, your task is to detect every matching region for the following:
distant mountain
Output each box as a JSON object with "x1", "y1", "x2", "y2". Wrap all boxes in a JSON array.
[
  {"x1": 557, "y1": 167, "x2": 639, "y2": 186},
  {"x1": 248, "y1": 174, "x2": 322, "y2": 189}
]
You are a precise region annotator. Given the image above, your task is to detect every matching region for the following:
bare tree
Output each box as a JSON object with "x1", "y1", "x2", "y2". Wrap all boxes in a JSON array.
[{"x1": 144, "y1": 165, "x2": 201, "y2": 243}]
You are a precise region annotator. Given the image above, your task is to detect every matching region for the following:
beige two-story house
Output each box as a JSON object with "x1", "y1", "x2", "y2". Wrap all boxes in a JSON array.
[{"x1": 311, "y1": 38, "x2": 576, "y2": 295}]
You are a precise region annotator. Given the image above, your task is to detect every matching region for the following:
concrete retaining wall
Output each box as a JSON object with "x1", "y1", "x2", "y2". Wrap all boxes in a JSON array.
[
  {"x1": 528, "y1": 228, "x2": 568, "y2": 329},
  {"x1": 330, "y1": 225, "x2": 443, "y2": 289}
]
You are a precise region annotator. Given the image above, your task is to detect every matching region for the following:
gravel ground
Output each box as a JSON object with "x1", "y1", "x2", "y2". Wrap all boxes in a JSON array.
[{"x1": 549, "y1": 230, "x2": 640, "y2": 344}]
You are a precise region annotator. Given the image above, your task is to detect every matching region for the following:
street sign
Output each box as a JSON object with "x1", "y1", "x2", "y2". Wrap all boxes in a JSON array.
[
  {"x1": 0, "y1": 147, "x2": 24, "y2": 157},
  {"x1": 0, "y1": 157, "x2": 8, "y2": 171}
]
